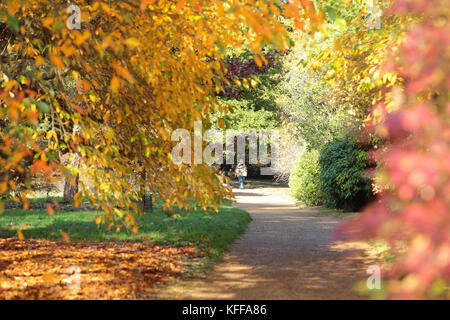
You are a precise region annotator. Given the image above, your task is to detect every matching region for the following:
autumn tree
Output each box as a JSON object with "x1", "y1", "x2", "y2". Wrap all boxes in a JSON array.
[{"x1": 0, "y1": 1, "x2": 321, "y2": 227}]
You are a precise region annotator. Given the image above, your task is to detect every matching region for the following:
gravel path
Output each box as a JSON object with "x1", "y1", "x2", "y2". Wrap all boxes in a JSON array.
[{"x1": 158, "y1": 187, "x2": 378, "y2": 299}]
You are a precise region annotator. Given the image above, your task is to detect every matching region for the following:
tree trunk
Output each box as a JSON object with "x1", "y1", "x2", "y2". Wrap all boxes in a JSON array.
[
  {"x1": 140, "y1": 169, "x2": 152, "y2": 211},
  {"x1": 62, "y1": 154, "x2": 80, "y2": 204},
  {"x1": 63, "y1": 174, "x2": 79, "y2": 203}
]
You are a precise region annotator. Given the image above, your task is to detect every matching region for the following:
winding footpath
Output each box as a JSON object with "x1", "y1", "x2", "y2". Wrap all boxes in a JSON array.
[{"x1": 158, "y1": 187, "x2": 379, "y2": 299}]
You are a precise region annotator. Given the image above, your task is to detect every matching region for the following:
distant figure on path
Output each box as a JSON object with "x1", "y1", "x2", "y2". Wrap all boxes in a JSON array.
[{"x1": 235, "y1": 159, "x2": 247, "y2": 189}]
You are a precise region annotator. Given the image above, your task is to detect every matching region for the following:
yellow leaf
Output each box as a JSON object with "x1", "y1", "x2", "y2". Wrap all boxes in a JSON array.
[
  {"x1": 110, "y1": 76, "x2": 120, "y2": 93},
  {"x1": 175, "y1": 0, "x2": 186, "y2": 12},
  {"x1": 49, "y1": 55, "x2": 65, "y2": 68},
  {"x1": 113, "y1": 65, "x2": 135, "y2": 83},
  {"x1": 43, "y1": 17, "x2": 54, "y2": 29},
  {"x1": 17, "y1": 229, "x2": 24, "y2": 240},
  {"x1": 42, "y1": 274, "x2": 57, "y2": 283},
  {"x1": 61, "y1": 45, "x2": 76, "y2": 57},
  {"x1": 21, "y1": 196, "x2": 29, "y2": 210},
  {"x1": 4, "y1": 80, "x2": 18, "y2": 92},
  {"x1": 35, "y1": 56, "x2": 45, "y2": 67},
  {"x1": 47, "y1": 203, "x2": 54, "y2": 216},
  {"x1": 254, "y1": 55, "x2": 263, "y2": 67},
  {"x1": 243, "y1": 78, "x2": 249, "y2": 89},
  {"x1": 125, "y1": 38, "x2": 140, "y2": 48},
  {"x1": 74, "y1": 30, "x2": 91, "y2": 46}
]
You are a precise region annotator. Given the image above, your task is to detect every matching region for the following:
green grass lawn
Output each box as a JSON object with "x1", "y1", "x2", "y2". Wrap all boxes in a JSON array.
[{"x1": 0, "y1": 201, "x2": 251, "y2": 261}]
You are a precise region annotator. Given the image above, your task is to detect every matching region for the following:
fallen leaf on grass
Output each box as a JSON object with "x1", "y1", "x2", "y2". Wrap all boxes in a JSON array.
[
  {"x1": 17, "y1": 229, "x2": 24, "y2": 240},
  {"x1": 47, "y1": 204, "x2": 54, "y2": 216}
]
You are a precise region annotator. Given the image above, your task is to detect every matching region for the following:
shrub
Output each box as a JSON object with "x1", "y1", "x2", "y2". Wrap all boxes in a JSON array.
[
  {"x1": 319, "y1": 136, "x2": 373, "y2": 211},
  {"x1": 289, "y1": 149, "x2": 323, "y2": 206}
]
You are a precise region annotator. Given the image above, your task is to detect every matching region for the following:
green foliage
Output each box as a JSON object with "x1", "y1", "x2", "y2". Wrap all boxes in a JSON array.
[
  {"x1": 214, "y1": 47, "x2": 282, "y2": 131},
  {"x1": 276, "y1": 44, "x2": 360, "y2": 150},
  {"x1": 319, "y1": 136, "x2": 373, "y2": 211},
  {"x1": 215, "y1": 99, "x2": 278, "y2": 131},
  {"x1": 289, "y1": 149, "x2": 323, "y2": 206}
]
